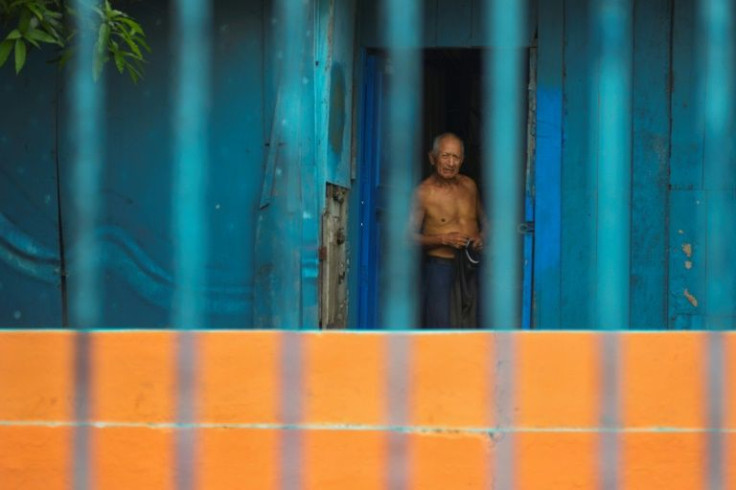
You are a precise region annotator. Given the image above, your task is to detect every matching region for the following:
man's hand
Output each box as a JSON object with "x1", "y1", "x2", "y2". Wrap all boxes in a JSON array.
[
  {"x1": 469, "y1": 234, "x2": 484, "y2": 250},
  {"x1": 441, "y1": 232, "x2": 471, "y2": 249}
]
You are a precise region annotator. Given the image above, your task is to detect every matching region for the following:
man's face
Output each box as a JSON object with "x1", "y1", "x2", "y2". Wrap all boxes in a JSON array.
[{"x1": 430, "y1": 137, "x2": 464, "y2": 180}]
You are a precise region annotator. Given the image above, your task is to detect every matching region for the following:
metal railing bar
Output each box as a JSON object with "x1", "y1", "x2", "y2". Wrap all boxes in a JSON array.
[
  {"x1": 68, "y1": 0, "x2": 106, "y2": 487},
  {"x1": 171, "y1": 0, "x2": 212, "y2": 486}
]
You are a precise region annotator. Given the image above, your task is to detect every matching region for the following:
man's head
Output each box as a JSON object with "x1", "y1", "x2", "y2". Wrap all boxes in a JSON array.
[{"x1": 429, "y1": 133, "x2": 465, "y2": 180}]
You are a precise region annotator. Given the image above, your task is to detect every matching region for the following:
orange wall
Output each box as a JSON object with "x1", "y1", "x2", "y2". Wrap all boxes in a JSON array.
[{"x1": 0, "y1": 330, "x2": 734, "y2": 489}]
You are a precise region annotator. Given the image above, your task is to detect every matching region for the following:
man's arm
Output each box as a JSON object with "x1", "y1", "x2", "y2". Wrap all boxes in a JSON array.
[{"x1": 470, "y1": 179, "x2": 487, "y2": 250}]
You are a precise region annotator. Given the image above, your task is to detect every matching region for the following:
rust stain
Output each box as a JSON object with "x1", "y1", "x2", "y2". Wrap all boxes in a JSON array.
[
  {"x1": 684, "y1": 289, "x2": 698, "y2": 307},
  {"x1": 681, "y1": 243, "x2": 692, "y2": 258}
]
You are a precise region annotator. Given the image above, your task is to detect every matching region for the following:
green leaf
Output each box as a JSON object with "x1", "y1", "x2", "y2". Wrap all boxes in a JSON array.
[
  {"x1": 118, "y1": 17, "x2": 143, "y2": 35},
  {"x1": 27, "y1": 3, "x2": 44, "y2": 20},
  {"x1": 22, "y1": 31, "x2": 40, "y2": 48},
  {"x1": 0, "y1": 40, "x2": 13, "y2": 67},
  {"x1": 6, "y1": 29, "x2": 22, "y2": 40},
  {"x1": 19, "y1": 9, "x2": 31, "y2": 33},
  {"x1": 126, "y1": 63, "x2": 141, "y2": 83},
  {"x1": 26, "y1": 28, "x2": 58, "y2": 45},
  {"x1": 113, "y1": 50, "x2": 124, "y2": 73},
  {"x1": 97, "y1": 22, "x2": 110, "y2": 54},
  {"x1": 14, "y1": 38, "x2": 26, "y2": 73},
  {"x1": 119, "y1": 32, "x2": 142, "y2": 58}
]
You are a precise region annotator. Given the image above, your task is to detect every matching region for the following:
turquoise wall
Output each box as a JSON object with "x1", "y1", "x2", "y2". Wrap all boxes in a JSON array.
[
  {"x1": 534, "y1": 0, "x2": 735, "y2": 329},
  {"x1": 1, "y1": 0, "x2": 733, "y2": 328}
]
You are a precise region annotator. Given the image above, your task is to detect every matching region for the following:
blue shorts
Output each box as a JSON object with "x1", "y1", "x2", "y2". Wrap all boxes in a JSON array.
[{"x1": 421, "y1": 256, "x2": 456, "y2": 328}]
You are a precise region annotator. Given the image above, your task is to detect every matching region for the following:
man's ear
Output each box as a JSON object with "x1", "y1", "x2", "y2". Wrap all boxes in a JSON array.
[{"x1": 427, "y1": 151, "x2": 435, "y2": 166}]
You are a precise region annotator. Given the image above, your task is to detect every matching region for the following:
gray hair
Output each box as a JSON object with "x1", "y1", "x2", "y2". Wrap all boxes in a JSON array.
[{"x1": 431, "y1": 132, "x2": 465, "y2": 156}]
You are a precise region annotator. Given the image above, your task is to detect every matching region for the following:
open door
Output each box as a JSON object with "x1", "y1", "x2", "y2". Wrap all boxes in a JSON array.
[{"x1": 356, "y1": 48, "x2": 534, "y2": 328}]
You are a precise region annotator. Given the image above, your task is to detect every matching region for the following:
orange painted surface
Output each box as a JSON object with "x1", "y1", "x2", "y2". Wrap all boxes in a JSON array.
[
  {"x1": 621, "y1": 432, "x2": 706, "y2": 490},
  {"x1": 516, "y1": 432, "x2": 598, "y2": 489},
  {"x1": 728, "y1": 334, "x2": 736, "y2": 430},
  {"x1": 0, "y1": 331, "x2": 73, "y2": 421},
  {"x1": 411, "y1": 333, "x2": 492, "y2": 427},
  {"x1": 0, "y1": 426, "x2": 70, "y2": 490},
  {"x1": 93, "y1": 331, "x2": 176, "y2": 423},
  {"x1": 304, "y1": 430, "x2": 386, "y2": 490},
  {"x1": 94, "y1": 426, "x2": 174, "y2": 490},
  {"x1": 198, "y1": 428, "x2": 279, "y2": 490},
  {"x1": 622, "y1": 332, "x2": 706, "y2": 428},
  {"x1": 517, "y1": 332, "x2": 599, "y2": 427},
  {"x1": 199, "y1": 331, "x2": 281, "y2": 424},
  {"x1": 0, "y1": 330, "x2": 734, "y2": 489},
  {"x1": 410, "y1": 432, "x2": 491, "y2": 489},
  {"x1": 304, "y1": 333, "x2": 386, "y2": 425}
]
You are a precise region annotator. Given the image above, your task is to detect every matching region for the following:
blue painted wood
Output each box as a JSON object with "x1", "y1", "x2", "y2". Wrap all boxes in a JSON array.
[
  {"x1": 670, "y1": 0, "x2": 704, "y2": 190},
  {"x1": 668, "y1": 0, "x2": 705, "y2": 330},
  {"x1": 0, "y1": 50, "x2": 63, "y2": 327},
  {"x1": 668, "y1": 190, "x2": 707, "y2": 329},
  {"x1": 533, "y1": 0, "x2": 563, "y2": 329},
  {"x1": 86, "y1": 0, "x2": 264, "y2": 328},
  {"x1": 704, "y1": 191, "x2": 736, "y2": 329},
  {"x1": 560, "y1": 0, "x2": 596, "y2": 328},
  {"x1": 423, "y1": 0, "x2": 438, "y2": 47},
  {"x1": 318, "y1": 0, "x2": 358, "y2": 188},
  {"x1": 356, "y1": 53, "x2": 381, "y2": 328},
  {"x1": 630, "y1": 0, "x2": 671, "y2": 329},
  {"x1": 436, "y1": 0, "x2": 474, "y2": 47},
  {"x1": 299, "y1": 2, "x2": 320, "y2": 330}
]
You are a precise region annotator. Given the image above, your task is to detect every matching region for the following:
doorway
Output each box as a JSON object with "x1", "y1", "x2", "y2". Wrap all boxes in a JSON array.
[{"x1": 355, "y1": 48, "x2": 533, "y2": 329}]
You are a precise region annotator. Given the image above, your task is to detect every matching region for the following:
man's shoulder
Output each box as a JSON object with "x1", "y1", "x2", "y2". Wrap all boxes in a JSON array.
[
  {"x1": 458, "y1": 174, "x2": 478, "y2": 191},
  {"x1": 416, "y1": 177, "x2": 435, "y2": 194}
]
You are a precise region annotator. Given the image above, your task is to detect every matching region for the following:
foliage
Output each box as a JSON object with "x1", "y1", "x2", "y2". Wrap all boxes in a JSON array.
[{"x1": 0, "y1": 0, "x2": 149, "y2": 82}]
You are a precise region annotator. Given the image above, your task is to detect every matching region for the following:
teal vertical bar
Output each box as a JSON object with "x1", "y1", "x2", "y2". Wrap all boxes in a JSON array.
[
  {"x1": 171, "y1": 0, "x2": 210, "y2": 487},
  {"x1": 595, "y1": 0, "x2": 632, "y2": 330},
  {"x1": 484, "y1": 0, "x2": 526, "y2": 329},
  {"x1": 484, "y1": 1, "x2": 526, "y2": 488},
  {"x1": 273, "y1": 0, "x2": 311, "y2": 487},
  {"x1": 700, "y1": 0, "x2": 735, "y2": 326},
  {"x1": 68, "y1": 0, "x2": 105, "y2": 488},
  {"x1": 382, "y1": 2, "x2": 420, "y2": 488},
  {"x1": 699, "y1": 1, "x2": 732, "y2": 488},
  {"x1": 592, "y1": 1, "x2": 632, "y2": 490},
  {"x1": 382, "y1": 0, "x2": 421, "y2": 330},
  {"x1": 172, "y1": 0, "x2": 210, "y2": 331}
]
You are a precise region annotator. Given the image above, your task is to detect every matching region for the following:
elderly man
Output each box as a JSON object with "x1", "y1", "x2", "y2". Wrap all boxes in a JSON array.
[{"x1": 412, "y1": 133, "x2": 485, "y2": 328}]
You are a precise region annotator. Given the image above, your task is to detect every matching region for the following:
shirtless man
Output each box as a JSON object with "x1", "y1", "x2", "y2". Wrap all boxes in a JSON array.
[{"x1": 412, "y1": 133, "x2": 485, "y2": 328}]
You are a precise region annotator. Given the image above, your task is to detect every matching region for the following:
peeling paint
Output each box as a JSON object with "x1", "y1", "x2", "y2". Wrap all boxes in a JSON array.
[
  {"x1": 685, "y1": 260, "x2": 692, "y2": 269},
  {"x1": 681, "y1": 243, "x2": 692, "y2": 258},
  {"x1": 684, "y1": 289, "x2": 698, "y2": 307},
  {"x1": 678, "y1": 229, "x2": 684, "y2": 235}
]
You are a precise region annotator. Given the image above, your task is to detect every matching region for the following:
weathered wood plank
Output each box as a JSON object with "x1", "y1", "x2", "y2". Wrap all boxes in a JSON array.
[
  {"x1": 560, "y1": 0, "x2": 596, "y2": 328},
  {"x1": 533, "y1": 0, "x2": 564, "y2": 328},
  {"x1": 436, "y1": 0, "x2": 474, "y2": 47},
  {"x1": 630, "y1": 0, "x2": 671, "y2": 328},
  {"x1": 670, "y1": 0, "x2": 704, "y2": 190},
  {"x1": 668, "y1": 190, "x2": 706, "y2": 329}
]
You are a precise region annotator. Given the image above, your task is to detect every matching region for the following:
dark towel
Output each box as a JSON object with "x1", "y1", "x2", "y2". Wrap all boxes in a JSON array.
[{"x1": 450, "y1": 246, "x2": 480, "y2": 328}]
